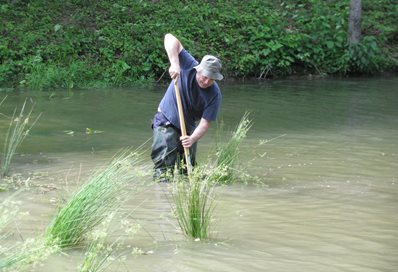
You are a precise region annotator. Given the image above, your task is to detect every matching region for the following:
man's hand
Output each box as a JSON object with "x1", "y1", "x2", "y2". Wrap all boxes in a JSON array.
[
  {"x1": 169, "y1": 64, "x2": 180, "y2": 80},
  {"x1": 180, "y1": 135, "x2": 195, "y2": 148},
  {"x1": 179, "y1": 118, "x2": 211, "y2": 148}
]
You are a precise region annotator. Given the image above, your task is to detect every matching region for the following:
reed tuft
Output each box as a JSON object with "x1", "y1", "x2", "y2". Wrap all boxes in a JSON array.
[
  {"x1": 1, "y1": 100, "x2": 41, "y2": 177},
  {"x1": 0, "y1": 148, "x2": 148, "y2": 270},
  {"x1": 214, "y1": 112, "x2": 252, "y2": 184},
  {"x1": 172, "y1": 166, "x2": 216, "y2": 240},
  {"x1": 45, "y1": 148, "x2": 146, "y2": 248}
]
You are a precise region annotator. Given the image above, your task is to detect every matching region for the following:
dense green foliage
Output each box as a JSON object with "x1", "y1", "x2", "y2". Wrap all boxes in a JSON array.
[{"x1": 0, "y1": 0, "x2": 397, "y2": 89}]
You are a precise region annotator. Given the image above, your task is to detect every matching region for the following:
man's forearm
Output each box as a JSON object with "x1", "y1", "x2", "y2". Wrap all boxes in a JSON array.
[{"x1": 190, "y1": 118, "x2": 210, "y2": 143}]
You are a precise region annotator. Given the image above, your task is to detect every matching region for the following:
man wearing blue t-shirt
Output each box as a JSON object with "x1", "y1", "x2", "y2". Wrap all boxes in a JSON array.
[{"x1": 151, "y1": 33, "x2": 223, "y2": 182}]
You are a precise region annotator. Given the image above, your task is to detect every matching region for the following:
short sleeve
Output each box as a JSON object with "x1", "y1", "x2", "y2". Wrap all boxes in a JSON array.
[
  {"x1": 202, "y1": 91, "x2": 222, "y2": 121},
  {"x1": 179, "y1": 49, "x2": 199, "y2": 70}
]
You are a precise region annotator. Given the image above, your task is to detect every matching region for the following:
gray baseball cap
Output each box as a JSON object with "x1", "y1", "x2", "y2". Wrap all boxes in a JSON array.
[{"x1": 194, "y1": 55, "x2": 223, "y2": 80}]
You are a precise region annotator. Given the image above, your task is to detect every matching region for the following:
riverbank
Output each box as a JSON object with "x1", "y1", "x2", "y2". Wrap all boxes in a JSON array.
[{"x1": 1, "y1": 0, "x2": 397, "y2": 90}]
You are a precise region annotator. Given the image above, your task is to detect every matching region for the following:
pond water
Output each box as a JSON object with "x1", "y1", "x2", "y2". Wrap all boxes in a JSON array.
[{"x1": 1, "y1": 77, "x2": 397, "y2": 271}]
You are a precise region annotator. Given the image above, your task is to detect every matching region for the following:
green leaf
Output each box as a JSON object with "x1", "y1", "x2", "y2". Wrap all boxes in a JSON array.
[
  {"x1": 54, "y1": 24, "x2": 62, "y2": 32},
  {"x1": 326, "y1": 41, "x2": 334, "y2": 49}
]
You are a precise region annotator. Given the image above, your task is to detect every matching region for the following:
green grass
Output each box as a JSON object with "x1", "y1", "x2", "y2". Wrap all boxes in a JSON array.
[
  {"x1": 1, "y1": 100, "x2": 41, "y2": 177},
  {"x1": 45, "y1": 148, "x2": 147, "y2": 248},
  {"x1": 0, "y1": 148, "x2": 148, "y2": 270},
  {"x1": 172, "y1": 113, "x2": 252, "y2": 239},
  {"x1": 214, "y1": 112, "x2": 252, "y2": 184},
  {"x1": 172, "y1": 166, "x2": 216, "y2": 240}
]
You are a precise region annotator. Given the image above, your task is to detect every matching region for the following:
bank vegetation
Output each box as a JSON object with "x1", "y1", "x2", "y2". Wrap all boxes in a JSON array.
[{"x1": 0, "y1": 0, "x2": 397, "y2": 89}]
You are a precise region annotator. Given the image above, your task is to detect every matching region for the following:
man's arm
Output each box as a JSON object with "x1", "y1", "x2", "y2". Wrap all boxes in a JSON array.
[
  {"x1": 164, "y1": 33, "x2": 183, "y2": 80},
  {"x1": 180, "y1": 118, "x2": 211, "y2": 148}
]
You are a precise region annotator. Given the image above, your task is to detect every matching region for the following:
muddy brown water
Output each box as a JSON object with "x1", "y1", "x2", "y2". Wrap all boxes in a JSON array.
[{"x1": 1, "y1": 77, "x2": 397, "y2": 271}]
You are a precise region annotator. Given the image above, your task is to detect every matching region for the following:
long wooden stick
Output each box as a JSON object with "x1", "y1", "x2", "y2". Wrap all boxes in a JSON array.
[{"x1": 174, "y1": 78, "x2": 193, "y2": 176}]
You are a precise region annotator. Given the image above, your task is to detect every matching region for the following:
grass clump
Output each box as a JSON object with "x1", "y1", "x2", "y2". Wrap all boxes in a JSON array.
[
  {"x1": 171, "y1": 113, "x2": 252, "y2": 239},
  {"x1": 45, "y1": 148, "x2": 146, "y2": 248},
  {"x1": 214, "y1": 112, "x2": 252, "y2": 184},
  {"x1": 172, "y1": 166, "x2": 216, "y2": 240},
  {"x1": 0, "y1": 148, "x2": 148, "y2": 270},
  {"x1": 1, "y1": 100, "x2": 41, "y2": 177}
]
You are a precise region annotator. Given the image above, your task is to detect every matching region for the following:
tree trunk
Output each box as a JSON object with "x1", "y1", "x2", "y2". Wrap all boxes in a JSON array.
[{"x1": 348, "y1": 0, "x2": 362, "y2": 45}]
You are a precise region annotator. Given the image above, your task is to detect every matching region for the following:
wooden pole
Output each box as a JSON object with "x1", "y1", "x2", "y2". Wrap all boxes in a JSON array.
[{"x1": 174, "y1": 78, "x2": 193, "y2": 176}]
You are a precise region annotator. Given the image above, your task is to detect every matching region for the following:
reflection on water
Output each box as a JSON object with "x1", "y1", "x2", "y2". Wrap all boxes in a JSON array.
[{"x1": 1, "y1": 77, "x2": 397, "y2": 271}]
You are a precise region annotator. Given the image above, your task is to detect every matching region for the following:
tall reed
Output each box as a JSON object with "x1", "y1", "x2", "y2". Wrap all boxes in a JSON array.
[
  {"x1": 172, "y1": 165, "x2": 216, "y2": 240},
  {"x1": 172, "y1": 113, "x2": 252, "y2": 239},
  {"x1": 1, "y1": 100, "x2": 41, "y2": 177},
  {"x1": 214, "y1": 112, "x2": 252, "y2": 184}
]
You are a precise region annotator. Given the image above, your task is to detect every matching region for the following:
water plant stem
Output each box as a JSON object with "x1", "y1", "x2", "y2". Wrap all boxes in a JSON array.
[
  {"x1": 172, "y1": 167, "x2": 216, "y2": 240},
  {"x1": 214, "y1": 112, "x2": 252, "y2": 184},
  {"x1": 1, "y1": 100, "x2": 41, "y2": 177}
]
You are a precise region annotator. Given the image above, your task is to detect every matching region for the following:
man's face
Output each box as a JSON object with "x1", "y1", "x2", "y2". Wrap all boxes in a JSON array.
[{"x1": 196, "y1": 71, "x2": 215, "y2": 89}]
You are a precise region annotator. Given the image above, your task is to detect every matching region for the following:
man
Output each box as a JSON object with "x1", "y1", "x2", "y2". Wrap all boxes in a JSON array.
[{"x1": 151, "y1": 33, "x2": 223, "y2": 182}]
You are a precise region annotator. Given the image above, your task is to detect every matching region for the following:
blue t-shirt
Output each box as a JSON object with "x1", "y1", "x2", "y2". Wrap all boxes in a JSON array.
[{"x1": 158, "y1": 49, "x2": 222, "y2": 133}]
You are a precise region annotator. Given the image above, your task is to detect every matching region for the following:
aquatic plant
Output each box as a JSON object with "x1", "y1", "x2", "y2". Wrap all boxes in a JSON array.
[
  {"x1": 1, "y1": 100, "x2": 41, "y2": 177},
  {"x1": 0, "y1": 238, "x2": 58, "y2": 271},
  {"x1": 0, "y1": 148, "x2": 148, "y2": 270},
  {"x1": 214, "y1": 112, "x2": 252, "y2": 184},
  {"x1": 0, "y1": 191, "x2": 23, "y2": 234},
  {"x1": 45, "y1": 148, "x2": 147, "y2": 248},
  {"x1": 80, "y1": 214, "x2": 115, "y2": 272},
  {"x1": 80, "y1": 213, "x2": 144, "y2": 272},
  {"x1": 172, "y1": 165, "x2": 216, "y2": 240},
  {"x1": 0, "y1": 191, "x2": 56, "y2": 270},
  {"x1": 0, "y1": 199, "x2": 15, "y2": 234}
]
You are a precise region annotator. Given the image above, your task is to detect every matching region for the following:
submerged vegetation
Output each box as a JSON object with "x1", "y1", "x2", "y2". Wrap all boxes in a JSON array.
[
  {"x1": 79, "y1": 214, "x2": 116, "y2": 272},
  {"x1": 0, "y1": 191, "x2": 22, "y2": 236},
  {"x1": 0, "y1": 0, "x2": 397, "y2": 89}
]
